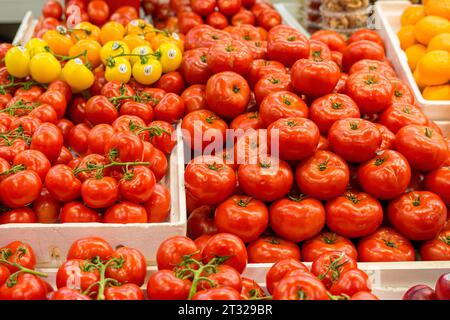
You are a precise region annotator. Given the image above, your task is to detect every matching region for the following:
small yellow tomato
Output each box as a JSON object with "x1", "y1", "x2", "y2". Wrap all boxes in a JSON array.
[
  {"x1": 100, "y1": 40, "x2": 130, "y2": 64},
  {"x1": 29, "y1": 52, "x2": 61, "y2": 83},
  {"x1": 126, "y1": 19, "x2": 152, "y2": 36},
  {"x1": 25, "y1": 38, "x2": 48, "y2": 57},
  {"x1": 61, "y1": 58, "x2": 94, "y2": 92},
  {"x1": 99, "y1": 21, "x2": 125, "y2": 45},
  {"x1": 69, "y1": 39, "x2": 102, "y2": 68},
  {"x1": 43, "y1": 29, "x2": 74, "y2": 56},
  {"x1": 132, "y1": 58, "x2": 162, "y2": 85},
  {"x1": 130, "y1": 45, "x2": 153, "y2": 65},
  {"x1": 5, "y1": 46, "x2": 30, "y2": 78},
  {"x1": 157, "y1": 42, "x2": 182, "y2": 73},
  {"x1": 71, "y1": 22, "x2": 101, "y2": 42},
  {"x1": 123, "y1": 34, "x2": 150, "y2": 51},
  {"x1": 105, "y1": 57, "x2": 131, "y2": 83}
]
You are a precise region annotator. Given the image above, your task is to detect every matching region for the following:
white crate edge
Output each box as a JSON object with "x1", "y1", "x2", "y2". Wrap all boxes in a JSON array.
[
  {"x1": 375, "y1": 1, "x2": 450, "y2": 121},
  {"x1": 36, "y1": 261, "x2": 450, "y2": 300},
  {"x1": 13, "y1": 11, "x2": 37, "y2": 46},
  {"x1": 0, "y1": 123, "x2": 187, "y2": 267}
]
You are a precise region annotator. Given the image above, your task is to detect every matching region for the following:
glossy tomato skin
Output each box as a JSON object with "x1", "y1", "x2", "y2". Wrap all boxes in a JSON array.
[
  {"x1": 358, "y1": 227, "x2": 415, "y2": 262},
  {"x1": 67, "y1": 237, "x2": 113, "y2": 261},
  {"x1": 231, "y1": 10, "x2": 256, "y2": 26},
  {"x1": 247, "y1": 59, "x2": 286, "y2": 88},
  {"x1": 328, "y1": 118, "x2": 382, "y2": 163},
  {"x1": 435, "y1": 273, "x2": 450, "y2": 300},
  {"x1": 265, "y1": 258, "x2": 308, "y2": 294},
  {"x1": 192, "y1": 287, "x2": 242, "y2": 300},
  {"x1": 56, "y1": 259, "x2": 100, "y2": 293},
  {"x1": 378, "y1": 102, "x2": 428, "y2": 134},
  {"x1": 326, "y1": 191, "x2": 383, "y2": 238},
  {"x1": 348, "y1": 29, "x2": 385, "y2": 48},
  {"x1": 85, "y1": 95, "x2": 118, "y2": 125},
  {"x1": 388, "y1": 191, "x2": 447, "y2": 241},
  {"x1": 214, "y1": 195, "x2": 268, "y2": 243},
  {"x1": 0, "y1": 273, "x2": 47, "y2": 300},
  {"x1": 184, "y1": 25, "x2": 232, "y2": 51},
  {"x1": 329, "y1": 269, "x2": 372, "y2": 297},
  {"x1": 147, "y1": 270, "x2": 191, "y2": 300},
  {"x1": 178, "y1": 11, "x2": 203, "y2": 34},
  {"x1": 309, "y1": 93, "x2": 360, "y2": 135},
  {"x1": 45, "y1": 164, "x2": 81, "y2": 202},
  {"x1": 202, "y1": 233, "x2": 247, "y2": 273},
  {"x1": 205, "y1": 71, "x2": 250, "y2": 119},
  {"x1": 357, "y1": 150, "x2": 411, "y2": 200},
  {"x1": 301, "y1": 231, "x2": 358, "y2": 262},
  {"x1": 342, "y1": 40, "x2": 385, "y2": 72},
  {"x1": 291, "y1": 58, "x2": 340, "y2": 98},
  {"x1": 50, "y1": 287, "x2": 91, "y2": 300},
  {"x1": 272, "y1": 273, "x2": 329, "y2": 300},
  {"x1": 295, "y1": 150, "x2": 349, "y2": 201},
  {"x1": 217, "y1": 0, "x2": 241, "y2": 16},
  {"x1": 187, "y1": 205, "x2": 217, "y2": 239},
  {"x1": 396, "y1": 125, "x2": 448, "y2": 172},
  {"x1": 254, "y1": 71, "x2": 292, "y2": 105},
  {"x1": 155, "y1": 72, "x2": 186, "y2": 96},
  {"x1": 259, "y1": 90, "x2": 308, "y2": 128},
  {"x1": 60, "y1": 201, "x2": 101, "y2": 223},
  {"x1": 309, "y1": 39, "x2": 332, "y2": 61},
  {"x1": 269, "y1": 195, "x2": 325, "y2": 243},
  {"x1": 106, "y1": 247, "x2": 146, "y2": 286},
  {"x1": 81, "y1": 177, "x2": 119, "y2": 209},
  {"x1": 156, "y1": 236, "x2": 201, "y2": 271},
  {"x1": 13, "y1": 149, "x2": 51, "y2": 182},
  {"x1": 67, "y1": 123, "x2": 90, "y2": 156},
  {"x1": 374, "y1": 123, "x2": 396, "y2": 150},
  {"x1": 181, "y1": 84, "x2": 208, "y2": 114},
  {"x1": 143, "y1": 184, "x2": 171, "y2": 223},
  {"x1": 424, "y1": 166, "x2": 450, "y2": 205},
  {"x1": 247, "y1": 236, "x2": 301, "y2": 263},
  {"x1": 390, "y1": 77, "x2": 415, "y2": 105},
  {"x1": 310, "y1": 30, "x2": 347, "y2": 53},
  {"x1": 268, "y1": 117, "x2": 320, "y2": 161},
  {"x1": 0, "y1": 207, "x2": 37, "y2": 224},
  {"x1": 103, "y1": 202, "x2": 148, "y2": 223},
  {"x1": 206, "y1": 12, "x2": 229, "y2": 29},
  {"x1": 198, "y1": 264, "x2": 242, "y2": 292},
  {"x1": 267, "y1": 25, "x2": 310, "y2": 67},
  {"x1": 191, "y1": 0, "x2": 215, "y2": 16},
  {"x1": 349, "y1": 59, "x2": 396, "y2": 78},
  {"x1": 30, "y1": 122, "x2": 64, "y2": 164},
  {"x1": 420, "y1": 229, "x2": 450, "y2": 261},
  {"x1": 104, "y1": 283, "x2": 144, "y2": 300},
  {"x1": 346, "y1": 71, "x2": 393, "y2": 115},
  {"x1": 0, "y1": 170, "x2": 42, "y2": 208},
  {"x1": 119, "y1": 166, "x2": 155, "y2": 203},
  {"x1": 230, "y1": 111, "x2": 263, "y2": 130},
  {"x1": 120, "y1": 101, "x2": 153, "y2": 124},
  {"x1": 0, "y1": 241, "x2": 36, "y2": 272},
  {"x1": 403, "y1": 285, "x2": 436, "y2": 300},
  {"x1": 207, "y1": 40, "x2": 253, "y2": 75},
  {"x1": 311, "y1": 251, "x2": 357, "y2": 288},
  {"x1": 240, "y1": 277, "x2": 266, "y2": 299},
  {"x1": 238, "y1": 155, "x2": 293, "y2": 202}
]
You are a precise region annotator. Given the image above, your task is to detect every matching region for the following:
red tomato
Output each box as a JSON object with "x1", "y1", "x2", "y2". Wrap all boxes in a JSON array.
[
  {"x1": 105, "y1": 283, "x2": 144, "y2": 300},
  {"x1": 232, "y1": 9, "x2": 256, "y2": 26},
  {"x1": 50, "y1": 287, "x2": 91, "y2": 300},
  {"x1": 0, "y1": 207, "x2": 37, "y2": 224},
  {"x1": 67, "y1": 123, "x2": 90, "y2": 156},
  {"x1": 181, "y1": 48, "x2": 212, "y2": 85},
  {"x1": 295, "y1": 150, "x2": 349, "y2": 201},
  {"x1": 247, "y1": 59, "x2": 286, "y2": 88},
  {"x1": 68, "y1": 96, "x2": 87, "y2": 124},
  {"x1": 85, "y1": 95, "x2": 118, "y2": 125},
  {"x1": 206, "y1": 12, "x2": 229, "y2": 29},
  {"x1": 0, "y1": 241, "x2": 36, "y2": 272},
  {"x1": 119, "y1": 165, "x2": 155, "y2": 203},
  {"x1": 240, "y1": 277, "x2": 266, "y2": 299},
  {"x1": 60, "y1": 201, "x2": 101, "y2": 223},
  {"x1": 311, "y1": 250, "x2": 357, "y2": 288},
  {"x1": 30, "y1": 122, "x2": 63, "y2": 164},
  {"x1": 420, "y1": 229, "x2": 450, "y2": 261},
  {"x1": 358, "y1": 227, "x2": 415, "y2": 262},
  {"x1": 181, "y1": 84, "x2": 208, "y2": 114},
  {"x1": 67, "y1": 237, "x2": 113, "y2": 261},
  {"x1": 120, "y1": 101, "x2": 153, "y2": 124},
  {"x1": 38, "y1": 90, "x2": 67, "y2": 119},
  {"x1": 268, "y1": 117, "x2": 319, "y2": 161},
  {"x1": 357, "y1": 150, "x2": 412, "y2": 200},
  {"x1": 146, "y1": 147, "x2": 168, "y2": 182},
  {"x1": 265, "y1": 258, "x2": 308, "y2": 294},
  {"x1": 346, "y1": 71, "x2": 393, "y2": 114},
  {"x1": 155, "y1": 72, "x2": 185, "y2": 96},
  {"x1": 43, "y1": 0, "x2": 63, "y2": 20},
  {"x1": 191, "y1": 0, "x2": 216, "y2": 16},
  {"x1": 103, "y1": 202, "x2": 148, "y2": 223},
  {"x1": 267, "y1": 25, "x2": 310, "y2": 67},
  {"x1": 329, "y1": 269, "x2": 372, "y2": 296},
  {"x1": 154, "y1": 93, "x2": 185, "y2": 124},
  {"x1": 351, "y1": 291, "x2": 379, "y2": 300},
  {"x1": 396, "y1": 125, "x2": 448, "y2": 172},
  {"x1": 207, "y1": 39, "x2": 253, "y2": 75},
  {"x1": 147, "y1": 270, "x2": 191, "y2": 300},
  {"x1": 230, "y1": 111, "x2": 263, "y2": 130},
  {"x1": 374, "y1": 123, "x2": 396, "y2": 150},
  {"x1": 81, "y1": 176, "x2": 119, "y2": 209},
  {"x1": 87, "y1": 0, "x2": 110, "y2": 25},
  {"x1": 198, "y1": 264, "x2": 242, "y2": 291},
  {"x1": 348, "y1": 29, "x2": 385, "y2": 48},
  {"x1": 270, "y1": 194, "x2": 325, "y2": 242},
  {"x1": 32, "y1": 188, "x2": 60, "y2": 223},
  {"x1": 192, "y1": 287, "x2": 242, "y2": 300},
  {"x1": 254, "y1": 71, "x2": 291, "y2": 105},
  {"x1": 330, "y1": 50, "x2": 343, "y2": 70},
  {"x1": 257, "y1": 9, "x2": 281, "y2": 30},
  {"x1": 87, "y1": 124, "x2": 114, "y2": 154},
  {"x1": 187, "y1": 205, "x2": 217, "y2": 239},
  {"x1": 45, "y1": 164, "x2": 81, "y2": 202},
  {"x1": 0, "y1": 273, "x2": 47, "y2": 300},
  {"x1": 206, "y1": 71, "x2": 250, "y2": 119},
  {"x1": 349, "y1": 59, "x2": 396, "y2": 78},
  {"x1": 105, "y1": 131, "x2": 144, "y2": 162},
  {"x1": 106, "y1": 247, "x2": 146, "y2": 286},
  {"x1": 301, "y1": 231, "x2": 358, "y2": 262},
  {"x1": 157, "y1": 236, "x2": 201, "y2": 270},
  {"x1": 309, "y1": 39, "x2": 332, "y2": 61},
  {"x1": 178, "y1": 11, "x2": 203, "y2": 34},
  {"x1": 390, "y1": 77, "x2": 415, "y2": 105},
  {"x1": 272, "y1": 273, "x2": 329, "y2": 300},
  {"x1": 342, "y1": 40, "x2": 385, "y2": 72},
  {"x1": 143, "y1": 184, "x2": 171, "y2": 223},
  {"x1": 378, "y1": 102, "x2": 428, "y2": 133},
  {"x1": 56, "y1": 259, "x2": 100, "y2": 293},
  {"x1": 0, "y1": 170, "x2": 41, "y2": 208},
  {"x1": 217, "y1": 0, "x2": 241, "y2": 16},
  {"x1": 202, "y1": 233, "x2": 247, "y2": 273},
  {"x1": 310, "y1": 30, "x2": 347, "y2": 53},
  {"x1": 424, "y1": 166, "x2": 450, "y2": 205},
  {"x1": 13, "y1": 149, "x2": 50, "y2": 182},
  {"x1": 247, "y1": 236, "x2": 300, "y2": 263},
  {"x1": 215, "y1": 195, "x2": 268, "y2": 243},
  {"x1": 184, "y1": 25, "x2": 232, "y2": 51}
]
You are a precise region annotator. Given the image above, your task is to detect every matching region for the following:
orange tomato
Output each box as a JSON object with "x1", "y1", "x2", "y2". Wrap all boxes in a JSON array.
[
  {"x1": 43, "y1": 29, "x2": 74, "y2": 56},
  {"x1": 69, "y1": 39, "x2": 102, "y2": 68}
]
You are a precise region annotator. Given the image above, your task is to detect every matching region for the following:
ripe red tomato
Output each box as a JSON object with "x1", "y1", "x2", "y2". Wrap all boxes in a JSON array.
[
  {"x1": 145, "y1": 147, "x2": 168, "y2": 182},
  {"x1": 247, "y1": 59, "x2": 286, "y2": 88},
  {"x1": 180, "y1": 48, "x2": 212, "y2": 86},
  {"x1": 272, "y1": 273, "x2": 329, "y2": 300},
  {"x1": 192, "y1": 287, "x2": 242, "y2": 300},
  {"x1": 267, "y1": 25, "x2": 310, "y2": 67},
  {"x1": 301, "y1": 232, "x2": 358, "y2": 262},
  {"x1": 295, "y1": 150, "x2": 349, "y2": 201},
  {"x1": 13, "y1": 149, "x2": 50, "y2": 182},
  {"x1": 420, "y1": 229, "x2": 450, "y2": 261},
  {"x1": 67, "y1": 237, "x2": 113, "y2": 261},
  {"x1": 358, "y1": 227, "x2": 415, "y2": 262},
  {"x1": 42, "y1": 0, "x2": 63, "y2": 20},
  {"x1": 201, "y1": 233, "x2": 247, "y2": 273},
  {"x1": 329, "y1": 269, "x2": 372, "y2": 297},
  {"x1": 388, "y1": 191, "x2": 447, "y2": 241},
  {"x1": 378, "y1": 102, "x2": 428, "y2": 133},
  {"x1": 0, "y1": 241, "x2": 36, "y2": 272},
  {"x1": 265, "y1": 258, "x2": 308, "y2": 294},
  {"x1": 351, "y1": 291, "x2": 379, "y2": 300},
  {"x1": 349, "y1": 59, "x2": 396, "y2": 78},
  {"x1": 32, "y1": 188, "x2": 60, "y2": 223},
  {"x1": 348, "y1": 29, "x2": 385, "y2": 48},
  {"x1": 230, "y1": 111, "x2": 263, "y2": 130},
  {"x1": 103, "y1": 202, "x2": 148, "y2": 223},
  {"x1": 60, "y1": 201, "x2": 101, "y2": 223},
  {"x1": 231, "y1": 9, "x2": 256, "y2": 26},
  {"x1": 198, "y1": 264, "x2": 242, "y2": 292},
  {"x1": 50, "y1": 287, "x2": 91, "y2": 300},
  {"x1": 45, "y1": 164, "x2": 81, "y2": 202},
  {"x1": 346, "y1": 71, "x2": 393, "y2": 114},
  {"x1": 178, "y1": 11, "x2": 203, "y2": 34},
  {"x1": 247, "y1": 236, "x2": 300, "y2": 263},
  {"x1": 342, "y1": 40, "x2": 385, "y2": 71},
  {"x1": 390, "y1": 77, "x2": 415, "y2": 105},
  {"x1": 30, "y1": 122, "x2": 63, "y2": 164},
  {"x1": 118, "y1": 166, "x2": 155, "y2": 203},
  {"x1": 105, "y1": 131, "x2": 144, "y2": 162},
  {"x1": 374, "y1": 123, "x2": 396, "y2": 150},
  {"x1": 206, "y1": 12, "x2": 229, "y2": 29},
  {"x1": 187, "y1": 205, "x2": 217, "y2": 239},
  {"x1": 0, "y1": 273, "x2": 47, "y2": 300},
  {"x1": 157, "y1": 236, "x2": 201, "y2": 270},
  {"x1": 310, "y1": 30, "x2": 347, "y2": 53},
  {"x1": 424, "y1": 166, "x2": 450, "y2": 205},
  {"x1": 38, "y1": 90, "x2": 67, "y2": 119},
  {"x1": 328, "y1": 118, "x2": 382, "y2": 163},
  {"x1": 207, "y1": 39, "x2": 253, "y2": 75},
  {"x1": 309, "y1": 39, "x2": 332, "y2": 61},
  {"x1": 147, "y1": 270, "x2": 191, "y2": 300},
  {"x1": 184, "y1": 25, "x2": 232, "y2": 50},
  {"x1": 56, "y1": 259, "x2": 100, "y2": 293},
  {"x1": 0, "y1": 207, "x2": 37, "y2": 224},
  {"x1": 153, "y1": 93, "x2": 185, "y2": 124},
  {"x1": 214, "y1": 195, "x2": 268, "y2": 243},
  {"x1": 0, "y1": 170, "x2": 42, "y2": 208},
  {"x1": 205, "y1": 71, "x2": 250, "y2": 119},
  {"x1": 105, "y1": 247, "x2": 146, "y2": 286},
  {"x1": 311, "y1": 250, "x2": 357, "y2": 288},
  {"x1": 143, "y1": 183, "x2": 171, "y2": 223},
  {"x1": 181, "y1": 84, "x2": 208, "y2": 114},
  {"x1": 269, "y1": 194, "x2": 325, "y2": 242},
  {"x1": 257, "y1": 8, "x2": 281, "y2": 30},
  {"x1": 217, "y1": 0, "x2": 241, "y2": 16},
  {"x1": 326, "y1": 191, "x2": 383, "y2": 238},
  {"x1": 81, "y1": 176, "x2": 119, "y2": 209},
  {"x1": 67, "y1": 123, "x2": 90, "y2": 155},
  {"x1": 120, "y1": 101, "x2": 153, "y2": 124},
  {"x1": 357, "y1": 150, "x2": 412, "y2": 200},
  {"x1": 396, "y1": 125, "x2": 448, "y2": 172},
  {"x1": 254, "y1": 71, "x2": 291, "y2": 105},
  {"x1": 155, "y1": 72, "x2": 186, "y2": 96},
  {"x1": 104, "y1": 283, "x2": 144, "y2": 300},
  {"x1": 85, "y1": 95, "x2": 118, "y2": 125},
  {"x1": 240, "y1": 277, "x2": 266, "y2": 299},
  {"x1": 259, "y1": 91, "x2": 308, "y2": 127},
  {"x1": 87, "y1": 0, "x2": 110, "y2": 25},
  {"x1": 191, "y1": 0, "x2": 215, "y2": 16}
]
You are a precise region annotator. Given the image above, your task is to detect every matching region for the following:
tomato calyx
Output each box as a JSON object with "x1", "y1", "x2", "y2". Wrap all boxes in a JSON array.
[
  {"x1": 374, "y1": 157, "x2": 386, "y2": 166},
  {"x1": 327, "y1": 292, "x2": 350, "y2": 300},
  {"x1": 0, "y1": 246, "x2": 48, "y2": 288},
  {"x1": 424, "y1": 127, "x2": 434, "y2": 138},
  {"x1": 439, "y1": 236, "x2": 450, "y2": 246},
  {"x1": 364, "y1": 76, "x2": 377, "y2": 85},
  {"x1": 331, "y1": 102, "x2": 342, "y2": 109},
  {"x1": 0, "y1": 126, "x2": 32, "y2": 146},
  {"x1": 207, "y1": 162, "x2": 223, "y2": 171},
  {"x1": 317, "y1": 252, "x2": 348, "y2": 284},
  {"x1": 394, "y1": 90, "x2": 403, "y2": 98},
  {"x1": 382, "y1": 239, "x2": 397, "y2": 248},
  {"x1": 287, "y1": 120, "x2": 297, "y2": 127},
  {"x1": 0, "y1": 99, "x2": 38, "y2": 116},
  {"x1": 282, "y1": 96, "x2": 291, "y2": 106},
  {"x1": 349, "y1": 121, "x2": 359, "y2": 130},
  {"x1": 287, "y1": 191, "x2": 307, "y2": 202},
  {"x1": 318, "y1": 157, "x2": 330, "y2": 171},
  {"x1": 236, "y1": 197, "x2": 253, "y2": 207},
  {"x1": 297, "y1": 289, "x2": 307, "y2": 300},
  {"x1": 205, "y1": 115, "x2": 216, "y2": 124},
  {"x1": 225, "y1": 45, "x2": 236, "y2": 52},
  {"x1": 232, "y1": 85, "x2": 241, "y2": 94},
  {"x1": 200, "y1": 54, "x2": 207, "y2": 63},
  {"x1": 268, "y1": 77, "x2": 280, "y2": 85},
  {"x1": 311, "y1": 50, "x2": 324, "y2": 62},
  {"x1": 345, "y1": 192, "x2": 361, "y2": 204},
  {"x1": 265, "y1": 237, "x2": 281, "y2": 245},
  {"x1": 259, "y1": 160, "x2": 272, "y2": 168},
  {"x1": 322, "y1": 233, "x2": 337, "y2": 245},
  {"x1": 412, "y1": 194, "x2": 421, "y2": 207}
]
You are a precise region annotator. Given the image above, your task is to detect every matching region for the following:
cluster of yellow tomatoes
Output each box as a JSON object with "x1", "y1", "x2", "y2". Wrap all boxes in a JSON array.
[{"x1": 4, "y1": 19, "x2": 183, "y2": 92}]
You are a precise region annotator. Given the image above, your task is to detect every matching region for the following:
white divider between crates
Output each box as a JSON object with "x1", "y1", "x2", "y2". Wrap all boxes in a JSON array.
[
  {"x1": 375, "y1": 1, "x2": 450, "y2": 121},
  {"x1": 0, "y1": 123, "x2": 187, "y2": 267},
  {"x1": 13, "y1": 11, "x2": 37, "y2": 45}
]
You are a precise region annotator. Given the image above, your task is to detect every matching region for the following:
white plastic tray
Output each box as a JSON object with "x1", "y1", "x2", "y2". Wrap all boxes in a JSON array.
[
  {"x1": 375, "y1": 1, "x2": 450, "y2": 121},
  {"x1": 0, "y1": 124, "x2": 187, "y2": 267},
  {"x1": 36, "y1": 261, "x2": 450, "y2": 300}
]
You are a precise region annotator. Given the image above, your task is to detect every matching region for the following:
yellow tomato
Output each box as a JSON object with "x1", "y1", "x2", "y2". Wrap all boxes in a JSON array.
[
  {"x1": 69, "y1": 39, "x2": 102, "y2": 68},
  {"x1": 61, "y1": 58, "x2": 94, "y2": 92},
  {"x1": 401, "y1": 6, "x2": 426, "y2": 26},
  {"x1": 423, "y1": 84, "x2": 450, "y2": 100},
  {"x1": 151, "y1": 33, "x2": 184, "y2": 53},
  {"x1": 398, "y1": 25, "x2": 417, "y2": 50},
  {"x1": 5, "y1": 46, "x2": 30, "y2": 78},
  {"x1": 130, "y1": 45, "x2": 153, "y2": 65},
  {"x1": 425, "y1": 0, "x2": 450, "y2": 21},
  {"x1": 123, "y1": 34, "x2": 150, "y2": 51},
  {"x1": 428, "y1": 33, "x2": 450, "y2": 53},
  {"x1": 126, "y1": 19, "x2": 152, "y2": 35},
  {"x1": 71, "y1": 22, "x2": 101, "y2": 42},
  {"x1": 25, "y1": 38, "x2": 48, "y2": 57},
  {"x1": 105, "y1": 57, "x2": 131, "y2": 83},
  {"x1": 414, "y1": 16, "x2": 450, "y2": 45},
  {"x1": 100, "y1": 41, "x2": 130, "y2": 64},
  {"x1": 132, "y1": 58, "x2": 162, "y2": 85},
  {"x1": 405, "y1": 44, "x2": 427, "y2": 71},
  {"x1": 29, "y1": 52, "x2": 61, "y2": 83},
  {"x1": 99, "y1": 21, "x2": 125, "y2": 46},
  {"x1": 43, "y1": 29, "x2": 74, "y2": 56},
  {"x1": 416, "y1": 50, "x2": 450, "y2": 86},
  {"x1": 157, "y1": 42, "x2": 182, "y2": 73}
]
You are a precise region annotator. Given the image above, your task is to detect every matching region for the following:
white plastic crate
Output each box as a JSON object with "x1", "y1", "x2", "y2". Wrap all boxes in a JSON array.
[
  {"x1": 375, "y1": 1, "x2": 450, "y2": 121},
  {"x1": 0, "y1": 124, "x2": 187, "y2": 267}
]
